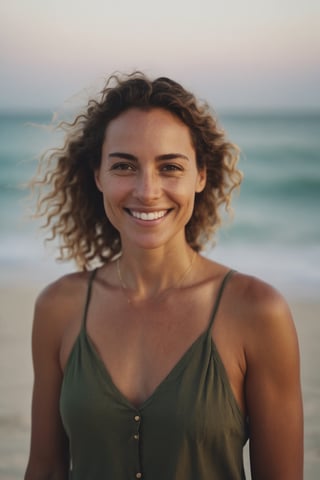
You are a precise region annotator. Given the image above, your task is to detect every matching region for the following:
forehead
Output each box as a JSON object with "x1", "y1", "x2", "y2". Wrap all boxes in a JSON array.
[{"x1": 104, "y1": 107, "x2": 193, "y2": 148}]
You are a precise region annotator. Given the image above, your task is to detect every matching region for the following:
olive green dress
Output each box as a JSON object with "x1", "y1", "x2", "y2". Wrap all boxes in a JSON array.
[{"x1": 60, "y1": 269, "x2": 248, "y2": 479}]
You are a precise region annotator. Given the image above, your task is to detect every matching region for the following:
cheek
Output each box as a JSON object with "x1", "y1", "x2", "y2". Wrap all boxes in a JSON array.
[
  {"x1": 99, "y1": 178, "x2": 130, "y2": 218},
  {"x1": 173, "y1": 183, "x2": 197, "y2": 217},
  {"x1": 98, "y1": 173, "x2": 124, "y2": 197},
  {"x1": 100, "y1": 190, "x2": 121, "y2": 230}
]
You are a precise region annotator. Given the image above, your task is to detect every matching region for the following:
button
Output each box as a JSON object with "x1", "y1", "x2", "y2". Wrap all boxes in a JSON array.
[
  {"x1": 133, "y1": 434, "x2": 139, "y2": 440},
  {"x1": 134, "y1": 415, "x2": 140, "y2": 422},
  {"x1": 136, "y1": 473, "x2": 142, "y2": 479}
]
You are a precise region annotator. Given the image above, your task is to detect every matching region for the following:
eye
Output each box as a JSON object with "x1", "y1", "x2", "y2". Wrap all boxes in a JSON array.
[
  {"x1": 161, "y1": 164, "x2": 184, "y2": 172},
  {"x1": 110, "y1": 162, "x2": 136, "y2": 172}
]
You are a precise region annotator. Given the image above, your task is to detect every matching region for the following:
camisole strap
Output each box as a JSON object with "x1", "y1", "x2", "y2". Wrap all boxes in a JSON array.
[
  {"x1": 207, "y1": 269, "x2": 236, "y2": 332},
  {"x1": 81, "y1": 268, "x2": 98, "y2": 328}
]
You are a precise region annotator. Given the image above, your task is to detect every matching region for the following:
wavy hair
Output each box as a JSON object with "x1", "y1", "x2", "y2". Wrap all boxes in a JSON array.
[{"x1": 31, "y1": 71, "x2": 242, "y2": 269}]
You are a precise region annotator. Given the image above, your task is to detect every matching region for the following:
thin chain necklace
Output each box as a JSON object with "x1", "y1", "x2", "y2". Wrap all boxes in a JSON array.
[{"x1": 116, "y1": 251, "x2": 196, "y2": 304}]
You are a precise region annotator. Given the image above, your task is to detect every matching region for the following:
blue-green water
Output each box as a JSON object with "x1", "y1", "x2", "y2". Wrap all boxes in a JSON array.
[{"x1": 0, "y1": 110, "x2": 319, "y2": 298}]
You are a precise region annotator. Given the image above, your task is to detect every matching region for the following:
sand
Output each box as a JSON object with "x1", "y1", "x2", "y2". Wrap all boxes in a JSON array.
[{"x1": 0, "y1": 280, "x2": 319, "y2": 479}]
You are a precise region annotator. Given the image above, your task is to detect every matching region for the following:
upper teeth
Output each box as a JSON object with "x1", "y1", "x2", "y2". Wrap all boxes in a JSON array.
[{"x1": 131, "y1": 210, "x2": 167, "y2": 221}]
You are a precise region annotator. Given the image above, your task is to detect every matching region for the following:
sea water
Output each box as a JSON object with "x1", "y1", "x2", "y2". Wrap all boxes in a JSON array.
[{"x1": 0, "y1": 109, "x2": 319, "y2": 299}]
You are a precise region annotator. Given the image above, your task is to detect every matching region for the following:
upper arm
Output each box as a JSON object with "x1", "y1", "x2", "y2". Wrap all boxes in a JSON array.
[
  {"x1": 25, "y1": 282, "x2": 71, "y2": 479},
  {"x1": 244, "y1": 283, "x2": 303, "y2": 480}
]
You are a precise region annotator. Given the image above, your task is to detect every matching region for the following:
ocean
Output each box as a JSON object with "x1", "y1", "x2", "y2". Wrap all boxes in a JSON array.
[{"x1": 0, "y1": 109, "x2": 319, "y2": 299}]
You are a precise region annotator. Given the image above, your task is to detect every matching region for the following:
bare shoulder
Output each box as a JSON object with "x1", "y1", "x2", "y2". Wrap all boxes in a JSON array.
[
  {"x1": 229, "y1": 271, "x2": 293, "y2": 323},
  {"x1": 32, "y1": 271, "x2": 92, "y2": 346},
  {"x1": 227, "y1": 271, "x2": 299, "y2": 360},
  {"x1": 198, "y1": 258, "x2": 294, "y2": 330},
  {"x1": 35, "y1": 271, "x2": 89, "y2": 317}
]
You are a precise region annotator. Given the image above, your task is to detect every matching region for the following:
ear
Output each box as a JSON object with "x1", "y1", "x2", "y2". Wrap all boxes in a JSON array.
[
  {"x1": 195, "y1": 168, "x2": 207, "y2": 193},
  {"x1": 94, "y1": 169, "x2": 103, "y2": 192}
]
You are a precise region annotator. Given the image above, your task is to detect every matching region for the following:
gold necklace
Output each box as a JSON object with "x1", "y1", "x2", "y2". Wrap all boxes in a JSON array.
[{"x1": 116, "y1": 251, "x2": 196, "y2": 304}]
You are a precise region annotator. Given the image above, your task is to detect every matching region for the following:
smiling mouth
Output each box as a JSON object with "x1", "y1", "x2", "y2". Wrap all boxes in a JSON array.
[{"x1": 126, "y1": 209, "x2": 169, "y2": 221}]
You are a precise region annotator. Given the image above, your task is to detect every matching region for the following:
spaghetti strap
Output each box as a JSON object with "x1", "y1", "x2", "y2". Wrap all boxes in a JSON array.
[
  {"x1": 81, "y1": 268, "x2": 98, "y2": 329},
  {"x1": 207, "y1": 270, "x2": 236, "y2": 332}
]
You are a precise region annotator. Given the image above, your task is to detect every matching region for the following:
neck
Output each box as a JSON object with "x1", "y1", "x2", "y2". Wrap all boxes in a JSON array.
[{"x1": 116, "y1": 246, "x2": 197, "y2": 302}]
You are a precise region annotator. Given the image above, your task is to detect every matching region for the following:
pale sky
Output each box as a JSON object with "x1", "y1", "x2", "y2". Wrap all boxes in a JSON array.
[{"x1": 1, "y1": 0, "x2": 319, "y2": 111}]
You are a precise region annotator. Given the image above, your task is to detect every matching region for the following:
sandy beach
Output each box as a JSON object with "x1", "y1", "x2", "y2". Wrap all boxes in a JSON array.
[{"x1": 0, "y1": 277, "x2": 319, "y2": 479}]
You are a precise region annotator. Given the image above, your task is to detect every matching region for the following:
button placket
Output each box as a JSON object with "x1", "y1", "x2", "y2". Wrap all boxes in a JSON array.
[
  {"x1": 132, "y1": 412, "x2": 142, "y2": 479},
  {"x1": 133, "y1": 414, "x2": 141, "y2": 441}
]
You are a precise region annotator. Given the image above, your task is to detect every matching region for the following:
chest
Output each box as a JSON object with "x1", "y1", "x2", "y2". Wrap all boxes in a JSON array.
[
  {"x1": 86, "y1": 294, "x2": 212, "y2": 407},
  {"x1": 61, "y1": 284, "x2": 245, "y2": 413}
]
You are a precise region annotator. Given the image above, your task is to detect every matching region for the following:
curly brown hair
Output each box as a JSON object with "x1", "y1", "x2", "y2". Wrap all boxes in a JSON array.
[{"x1": 31, "y1": 71, "x2": 242, "y2": 270}]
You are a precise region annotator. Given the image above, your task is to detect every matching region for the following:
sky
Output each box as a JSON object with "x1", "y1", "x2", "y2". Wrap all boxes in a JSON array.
[{"x1": 1, "y1": 0, "x2": 319, "y2": 111}]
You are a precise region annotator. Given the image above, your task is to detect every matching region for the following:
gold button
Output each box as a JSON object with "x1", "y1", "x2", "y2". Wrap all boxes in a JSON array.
[
  {"x1": 136, "y1": 474, "x2": 142, "y2": 479},
  {"x1": 133, "y1": 434, "x2": 139, "y2": 440},
  {"x1": 134, "y1": 415, "x2": 140, "y2": 422}
]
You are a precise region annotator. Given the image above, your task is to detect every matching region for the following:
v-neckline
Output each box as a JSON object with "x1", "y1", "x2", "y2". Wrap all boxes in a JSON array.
[
  {"x1": 79, "y1": 268, "x2": 235, "y2": 411},
  {"x1": 84, "y1": 327, "x2": 209, "y2": 411}
]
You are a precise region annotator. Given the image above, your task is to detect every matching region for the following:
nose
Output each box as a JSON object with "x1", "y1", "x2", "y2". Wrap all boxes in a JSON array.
[{"x1": 133, "y1": 168, "x2": 161, "y2": 203}]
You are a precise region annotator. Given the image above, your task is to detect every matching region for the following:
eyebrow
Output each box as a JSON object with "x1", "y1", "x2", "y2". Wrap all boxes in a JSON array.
[{"x1": 108, "y1": 152, "x2": 190, "y2": 162}]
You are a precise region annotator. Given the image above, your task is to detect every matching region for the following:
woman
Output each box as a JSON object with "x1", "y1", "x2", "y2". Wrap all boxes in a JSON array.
[{"x1": 25, "y1": 72, "x2": 303, "y2": 479}]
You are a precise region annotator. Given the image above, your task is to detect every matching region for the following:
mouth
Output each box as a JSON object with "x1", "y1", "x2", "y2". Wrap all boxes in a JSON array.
[{"x1": 126, "y1": 209, "x2": 169, "y2": 221}]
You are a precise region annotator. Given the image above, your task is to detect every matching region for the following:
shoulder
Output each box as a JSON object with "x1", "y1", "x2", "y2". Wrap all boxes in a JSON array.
[
  {"x1": 32, "y1": 270, "x2": 93, "y2": 346},
  {"x1": 201, "y1": 259, "x2": 290, "y2": 316},
  {"x1": 35, "y1": 270, "x2": 90, "y2": 313},
  {"x1": 230, "y1": 271, "x2": 291, "y2": 317},
  {"x1": 198, "y1": 258, "x2": 293, "y2": 325},
  {"x1": 227, "y1": 271, "x2": 298, "y2": 363}
]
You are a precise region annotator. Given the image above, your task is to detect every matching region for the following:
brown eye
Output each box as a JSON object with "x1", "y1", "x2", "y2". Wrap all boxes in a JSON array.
[
  {"x1": 161, "y1": 164, "x2": 183, "y2": 172},
  {"x1": 111, "y1": 162, "x2": 136, "y2": 171}
]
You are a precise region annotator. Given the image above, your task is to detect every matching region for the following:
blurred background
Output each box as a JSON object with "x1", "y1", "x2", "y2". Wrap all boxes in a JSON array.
[{"x1": 0, "y1": 0, "x2": 319, "y2": 478}]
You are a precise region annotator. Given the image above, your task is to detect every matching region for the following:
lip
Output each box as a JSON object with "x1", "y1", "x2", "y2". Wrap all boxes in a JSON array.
[{"x1": 125, "y1": 208, "x2": 171, "y2": 222}]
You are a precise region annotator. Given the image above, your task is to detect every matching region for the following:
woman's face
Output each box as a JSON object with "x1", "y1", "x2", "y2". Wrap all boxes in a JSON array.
[{"x1": 95, "y1": 107, "x2": 206, "y2": 251}]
